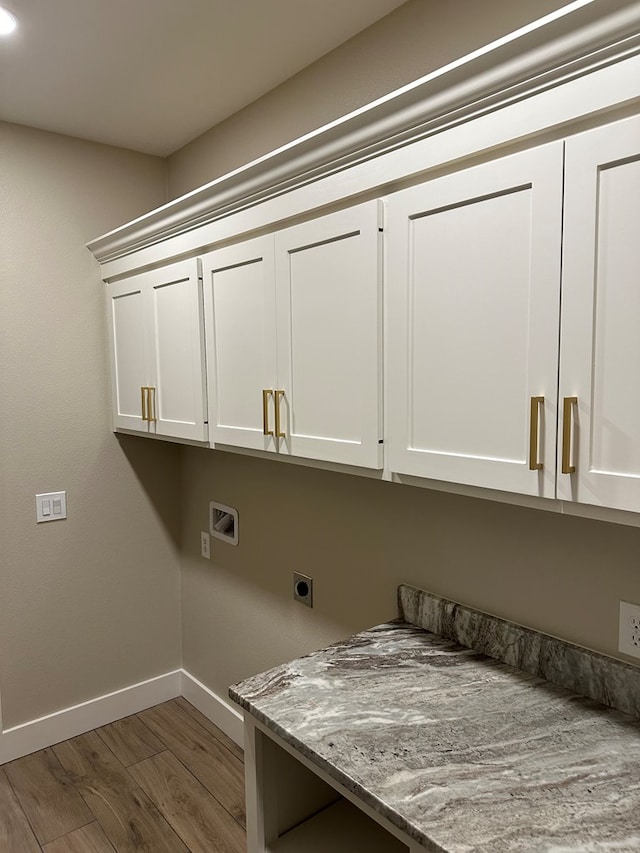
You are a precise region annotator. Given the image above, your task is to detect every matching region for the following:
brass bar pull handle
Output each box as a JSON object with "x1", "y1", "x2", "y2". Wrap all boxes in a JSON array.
[
  {"x1": 148, "y1": 387, "x2": 157, "y2": 423},
  {"x1": 262, "y1": 389, "x2": 274, "y2": 436},
  {"x1": 141, "y1": 386, "x2": 147, "y2": 421},
  {"x1": 274, "y1": 390, "x2": 285, "y2": 438},
  {"x1": 529, "y1": 396, "x2": 544, "y2": 471},
  {"x1": 562, "y1": 396, "x2": 578, "y2": 474}
]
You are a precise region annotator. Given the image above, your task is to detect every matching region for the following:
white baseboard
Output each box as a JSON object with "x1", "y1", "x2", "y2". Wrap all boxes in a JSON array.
[
  {"x1": 181, "y1": 669, "x2": 244, "y2": 747},
  {"x1": 0, "y1": 668, "x2": 243, "y2": 765},
  {"x1": 0, "y1": 670, "x2": 182, "y2": 765}
]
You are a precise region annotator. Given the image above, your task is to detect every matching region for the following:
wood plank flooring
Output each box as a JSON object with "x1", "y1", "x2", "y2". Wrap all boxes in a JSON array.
[{"x1": 0, "y1": 699, "x2": 246, "y2": 852}]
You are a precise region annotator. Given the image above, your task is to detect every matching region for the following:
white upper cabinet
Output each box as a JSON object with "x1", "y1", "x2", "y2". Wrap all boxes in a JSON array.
[
  {"x1": 202, "y1": 201, "x2": 383, "y2": 469},
  {"x1": 274, "y1": 203, "x2": 383, "y2": 468},
  {"x1": 106, "y1": 258, "x2": 208, "y2": 442},
  {"x1": 386, "y1": 143, "x2": 564, "y2": 496},
  {"x1": 202, "y1": 236, "x2": 278, "y2": 452},
  {"x1": 558, "y1": 115, "x2": 640, "y2": 513},
  {"x1": 108, "y1": 277, "x2": 148, "y2": 433},
  {"x1": 91, "y1": 21, "x2": 640, "y2": 519}
]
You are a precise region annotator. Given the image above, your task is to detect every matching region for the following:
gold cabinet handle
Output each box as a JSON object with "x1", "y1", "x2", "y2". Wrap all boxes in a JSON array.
[
  {"x1": 562, "y1": 396, "x2": 578, "y2": 474},
  {"x1": 141, "y1": 386, "x2": 148, "y2": 421},
  {"x1": 274, "y1": 389, "x2": 285, "y2": 438},
  {"x1": 529, "y1": 396, "x2": 544, "y2": 471},
  {"x1": 262, "y1": 389, "x2": 274, "y2": 436},
  {"x1": 148, "y1": 386, "x2": 157, "y2": 423}
]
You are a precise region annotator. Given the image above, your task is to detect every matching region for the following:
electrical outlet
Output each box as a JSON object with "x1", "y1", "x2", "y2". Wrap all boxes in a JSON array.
[
  {"x1": 293, "y1": 572, "x2": 313, "y2": 607},
  {"x1": 201, "y1": 531, "x2": 210, "y2": 559},
  {"x1": 619, "y1": 601, "x2": 640, "y2": 658}
]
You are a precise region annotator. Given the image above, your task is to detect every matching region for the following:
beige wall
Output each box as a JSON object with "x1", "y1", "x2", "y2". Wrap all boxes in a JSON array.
[
  {"x1": 181, "y1": 450, "x2": 640, "y2": 700},
  {"x1": 173, "y1": 0, "x2": 640, "y2": 702},
  {"x1": 167, "y1": 0, "x2": 571, "y2": 199},
  {"x1": 0, "y1": 122, "x2": 181, "y2": 728}
]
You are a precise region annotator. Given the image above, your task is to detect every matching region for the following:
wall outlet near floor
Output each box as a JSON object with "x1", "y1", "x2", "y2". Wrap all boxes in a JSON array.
[
  {"x1": 293, "y1": 572, "x2": 313, "y2": 607},
  {"x1": 200, "y1": 531, "x2": 210, "y2": 559},
  {"x1": 619, "y1": 601, "x2": 640, "y2": 658}
]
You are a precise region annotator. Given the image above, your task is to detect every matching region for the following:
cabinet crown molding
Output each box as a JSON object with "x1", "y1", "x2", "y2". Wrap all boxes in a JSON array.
[{"x1": 88, "y1": 0, "x2": 640, "y2": 266}]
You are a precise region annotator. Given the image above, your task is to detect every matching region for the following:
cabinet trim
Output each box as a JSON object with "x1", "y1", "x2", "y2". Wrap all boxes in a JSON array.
[{"x1": 88, "y1": 1, "x2": 640, "y2": 268}]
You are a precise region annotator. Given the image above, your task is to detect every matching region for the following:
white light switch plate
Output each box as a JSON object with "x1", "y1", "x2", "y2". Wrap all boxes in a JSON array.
[{"x1": 36, "y1": 491, "x2": 67, "y2": 523}]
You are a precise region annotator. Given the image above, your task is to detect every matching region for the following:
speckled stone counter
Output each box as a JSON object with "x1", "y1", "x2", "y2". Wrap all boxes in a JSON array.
[{"x1": 230, "y1": 586, "x2": 640, "y2": 852}]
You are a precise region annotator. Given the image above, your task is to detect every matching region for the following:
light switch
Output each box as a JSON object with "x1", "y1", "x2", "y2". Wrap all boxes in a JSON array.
[{"x1": 36, "y1": 491, "x2": 67, "y2": 523}]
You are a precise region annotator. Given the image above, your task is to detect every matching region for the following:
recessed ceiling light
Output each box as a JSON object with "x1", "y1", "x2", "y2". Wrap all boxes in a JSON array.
[{"x1": 0, "y1": 6, "x2": 17, "y2": 36}]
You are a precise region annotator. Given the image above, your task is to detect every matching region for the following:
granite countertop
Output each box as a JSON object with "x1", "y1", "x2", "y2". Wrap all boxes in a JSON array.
[{"x1": 230, "y1": 586, "x2": 640, "y2": 852}]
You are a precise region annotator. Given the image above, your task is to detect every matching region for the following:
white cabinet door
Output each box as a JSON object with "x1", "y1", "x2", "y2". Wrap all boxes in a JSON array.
[
  {"x1": 202, "y1": 237, "x2": 278, "y2": 451},
  {"x1": 386, "y1": 143, "x2": 564, "y2": 496},
  {"x1": 106, "y1": 259, "x2": 207, "y2": 441},
  {"x1": 107, "y1": 278, "x2": 149, "y2": 433},
  {"x1": 558, "y1": 115, "x2": 640, "y2": 512},
  {"x1": 275, "y1": 201, "x2": 383, "y2": 468},
  {"x1": 147, "y1": 258, "x2": 208, "y2": 442}
]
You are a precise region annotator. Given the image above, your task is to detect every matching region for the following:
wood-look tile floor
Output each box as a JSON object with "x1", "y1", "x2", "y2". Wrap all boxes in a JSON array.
[{"x1": 0, "y1": 698, "x2": 246, "y2": 852}]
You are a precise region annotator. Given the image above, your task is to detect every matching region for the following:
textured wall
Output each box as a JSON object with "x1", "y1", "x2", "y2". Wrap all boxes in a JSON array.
[
  {"x1": 0, "y1": 122, "x2": 180, "y2": 728},
  {"x1": 167, "y1": 0, "x2": 571, "y2": 199}
]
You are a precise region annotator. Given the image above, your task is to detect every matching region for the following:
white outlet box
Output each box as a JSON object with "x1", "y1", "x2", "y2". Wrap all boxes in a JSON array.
[
  {"x1": 200, "y1": 531, "x2": 210, "y2": 559},
  {"x1": 618, "y1": 601, "x2": 640, "y2": 658}
]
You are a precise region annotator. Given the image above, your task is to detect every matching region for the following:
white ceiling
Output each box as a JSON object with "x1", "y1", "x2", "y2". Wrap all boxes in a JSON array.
[{"x1": 0, "y1": 0, "x2": 407, "y2": 156}]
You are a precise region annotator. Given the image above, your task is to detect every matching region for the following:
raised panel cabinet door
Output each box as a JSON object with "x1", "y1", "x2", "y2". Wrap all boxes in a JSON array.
[
  {"x1": 386, "y1": 142, "x2": 564, "y2": 496},
  {"x1": 106, "y1": 278, "x2": 150, "y2": 433},
  {"x1": 147, "y1": 258, "x2": 208, "y2": 442},
  {"x1": 558, "y1": 115, "x2": 640, "y2": 512},
  {"x1": 274, "y1": 201, "x2": 383, "y2": 468},
  {"x1": 201, "y1": 237, "x2": 278, "y2": 451}
]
